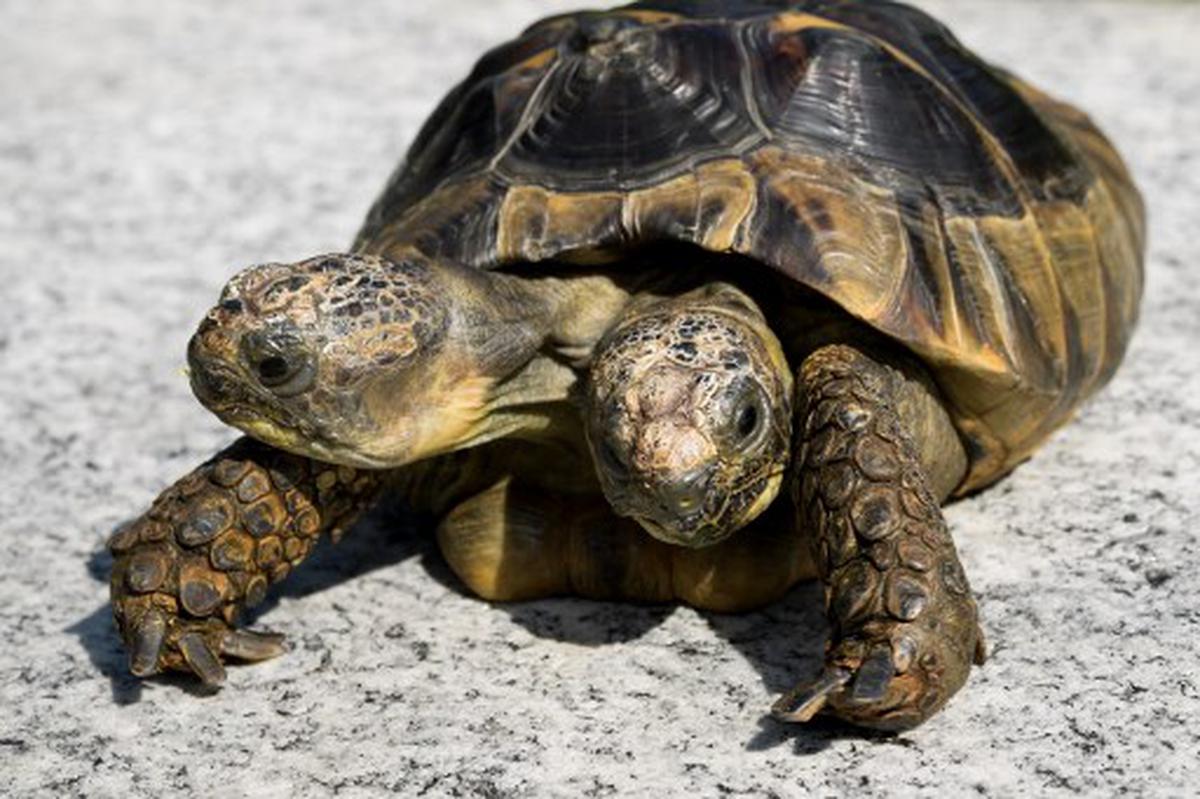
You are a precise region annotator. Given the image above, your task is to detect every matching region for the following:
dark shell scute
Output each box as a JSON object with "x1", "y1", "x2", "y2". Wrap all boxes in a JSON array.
[
  {"x1": 806, "y1": 0, "x2": 1090, "y2": 203},
  {"x1": 626, "y1": 0, "x2": 793, "y2": 19},
  {"x1": 750, "y1": 24, "x2": 1021, "y2": 217},
  {"x1": 497, "y1": 21, "x2": 762, "y2": 191}
]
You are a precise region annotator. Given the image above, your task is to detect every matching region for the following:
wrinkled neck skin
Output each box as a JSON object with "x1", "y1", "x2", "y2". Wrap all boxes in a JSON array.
[{"x1": 391, "y1": 262, "x2": 645, "y2": 462}]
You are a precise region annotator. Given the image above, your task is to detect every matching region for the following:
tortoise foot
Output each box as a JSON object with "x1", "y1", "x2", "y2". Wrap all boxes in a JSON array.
[
  {"x1": 109, "y1": 437, "x2": 382, "y2": 686},
  {"x1": 786, "y1": 344, "x2": 985, "y2": 731},
  {"x1": 117, "y1": 597, "x2": 286, "y2": 686},
  {"x1": 774, "y1": 615, "x2": 986, "y2": 731}
]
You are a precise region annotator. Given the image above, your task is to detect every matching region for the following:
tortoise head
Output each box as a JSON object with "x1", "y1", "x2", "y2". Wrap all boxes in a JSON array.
[
  {"x1": 188, "y1": 252, "x2": 500, "y2": 468},
  {"x1": 585, "y1": 284, "x2": 793, "y2": 547}
]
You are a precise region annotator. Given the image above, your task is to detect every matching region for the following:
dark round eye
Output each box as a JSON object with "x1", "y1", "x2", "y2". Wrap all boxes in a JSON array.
[
  {"x1": 736, "y1": 403, "x2": 759, "y2": 438},
  {"x1": 241, "y1": 329, "x2": 315, "y2": 396},
  {"x1": 256, "y1": 355, "x2": 293, "y2": 386},
  {"x1": 721, "y1": 380, "x2": 769, "y2": 450}
]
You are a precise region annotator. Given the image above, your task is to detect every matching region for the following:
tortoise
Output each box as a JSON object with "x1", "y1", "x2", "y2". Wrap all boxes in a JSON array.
[{"x1": 108, "y1": 0, "x2": 1144, "y2": 731}]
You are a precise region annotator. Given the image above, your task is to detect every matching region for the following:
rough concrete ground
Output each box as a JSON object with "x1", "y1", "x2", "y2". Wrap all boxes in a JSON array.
[{"x1": 1, "y1": 1, "x2": 1197, "y2": 796}]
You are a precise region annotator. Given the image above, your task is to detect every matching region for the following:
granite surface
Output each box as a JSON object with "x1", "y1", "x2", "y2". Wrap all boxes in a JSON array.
[{"x1": 1, "y1": 1, "x2": 1198, "y2": 796}]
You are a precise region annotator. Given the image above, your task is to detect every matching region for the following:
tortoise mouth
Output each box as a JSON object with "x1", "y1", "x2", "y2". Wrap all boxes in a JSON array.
[
  {"x1": 188, "y1": 340, "x2": 325, "y2": 459},
  {"x1": 205, "y1": 401, "x2": 393, "y2": 470},
  {"x1": 615, "y1": 459, "x2": 786, "y2": 547},
  {"x1": 634, "y1": 512, "x2": 730, "y2": 549}
]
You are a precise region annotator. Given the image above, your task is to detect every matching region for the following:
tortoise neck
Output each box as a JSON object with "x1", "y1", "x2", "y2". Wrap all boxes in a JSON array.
[
  {"x1": 406, "y1": 263, "x2": 637, "y2": 456},
  {"x1": 461, "y1": 352, "x2": 586, "y2": 450},
  {"x1": 450, "y1": 264, "x2": 642, "y2": 372}
]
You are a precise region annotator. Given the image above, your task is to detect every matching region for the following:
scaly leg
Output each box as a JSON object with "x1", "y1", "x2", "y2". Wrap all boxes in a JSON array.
[
  {"x1": 108, "y1": 437, "x2": 383, "y2": 685},
  {"x1": 109, "y1": 438, "x2": 567, "y2": 685},
  {"x1": 773, "y1": 345, "x2": 985, "y2": 731}
]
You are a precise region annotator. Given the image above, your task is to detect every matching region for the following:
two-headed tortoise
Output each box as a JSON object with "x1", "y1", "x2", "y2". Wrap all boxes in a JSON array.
[{"x1": 109, "y1": 0, "x2": 1143, "y2": 731}]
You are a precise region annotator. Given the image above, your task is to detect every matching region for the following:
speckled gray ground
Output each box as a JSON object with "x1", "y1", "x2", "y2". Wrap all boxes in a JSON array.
[{"x1": 1, "y1": 1, "x2": 1198, "y2": 796}]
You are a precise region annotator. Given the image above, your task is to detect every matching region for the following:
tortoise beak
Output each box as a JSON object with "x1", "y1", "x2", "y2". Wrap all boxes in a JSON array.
[
  {"x1": 187, "y1": 330, "x2": 239, "y2": 411},
  {"x1": 616, "y1": 464, "x2": 728, "y2": 548}
]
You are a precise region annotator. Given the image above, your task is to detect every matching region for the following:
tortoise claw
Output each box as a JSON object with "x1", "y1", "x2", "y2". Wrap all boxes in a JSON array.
[
  {"x1": 128, "y1": 608, "x2": 167, "y2": 677},
  {"x1": 178, "y1": 631, "x2": 227, "y2": 686},
  {"x1": 973, "y1": 628, "x2": 989, "y2": 666},
  {"x1": 771, "y1": 667, "x2": 852, "y2": 723},
  {"x1": 848, "y1": 645, "x2": 895, "y2": 703},
  {"x1": 773, "y1": 645, "x2": 897, "y2": 724},
  {"x1": 221, "y1": 629, "x2": 288, "y2": 662},
  {"x1": 123, "y1": 617, "x2": 286, "y2": 685}
]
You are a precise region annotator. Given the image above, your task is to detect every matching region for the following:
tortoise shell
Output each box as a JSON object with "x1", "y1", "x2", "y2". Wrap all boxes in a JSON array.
[{"x1": 354, "y1": 0, "x2": 1145, "y2": 493}]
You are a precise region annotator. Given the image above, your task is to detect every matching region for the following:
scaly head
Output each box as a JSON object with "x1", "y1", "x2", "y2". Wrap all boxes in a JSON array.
[
  {"x1": 188, "y1": 252, "x2": 548, "y2": 468},
  {"x1": 585, "y1": 284, "x2": 792, "y2": 547}
]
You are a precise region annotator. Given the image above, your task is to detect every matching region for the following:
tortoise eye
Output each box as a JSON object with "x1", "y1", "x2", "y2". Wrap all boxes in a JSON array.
[
  {"x1": 254, "y1": 352, "x2": 316, "y2": 396},
  {"x1": 242, "y1": 330, "x2": 315, "y2": 396},
  {"x1": 256, "y1": 355, "x2": 294, "y2": 386},
  {"x1": 721, "y1": 380, "x2": 769, "y2": 451},
  {"x1": 736, "y1": 403, "x2": 760, "y2": 439}
]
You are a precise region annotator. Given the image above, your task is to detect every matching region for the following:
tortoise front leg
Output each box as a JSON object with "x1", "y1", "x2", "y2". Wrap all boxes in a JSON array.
[
  {"x1": 108, "y1": 437, "x2": 383, "y2": 685},
  {"x1": 774, "y1": 345, "x2": 986, "y2": 731}
]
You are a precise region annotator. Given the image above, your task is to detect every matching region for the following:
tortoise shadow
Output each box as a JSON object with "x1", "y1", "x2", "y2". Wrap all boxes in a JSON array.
[
  {"x1": 243, "y1": 502, "x2": 435, "y2": 624},
  {"x1": 496, "y1": 598, "x2": 675, "y2": 647},
  {"x1": 701, "y1": 579, "x2": 877, "y2": 754},
  {"x1": 705, "y1": 583, "x2": 920, "y2": 753},
  {"x1": 71, "y1": 497, "x2": 671, "y2": 705},
  {"x1": 495, "y1": 576, "x2": 868, "y2": 753},
  {"x1": 67, "y1": 597, "x2": 149, "y2": 706},
  {"x1": 76, "y1": 507, "x2": 884, "y2": 751},
  {"x1": 743, "y1": 710, "x2": 907, "y2": 754}
]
